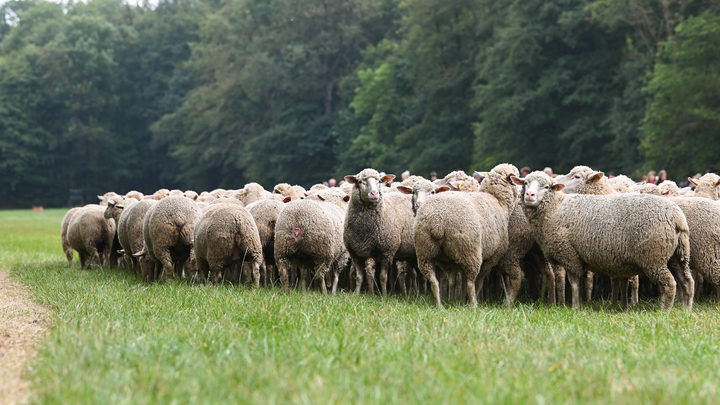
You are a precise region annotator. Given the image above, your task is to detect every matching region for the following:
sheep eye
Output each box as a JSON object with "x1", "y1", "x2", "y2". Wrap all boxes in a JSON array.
[
  {"x1": 544, "y1": 185, "x2": 550, "y2": 189},
  {"x1": 574, "y1": 175, "x2": 581, "y2": 179}
]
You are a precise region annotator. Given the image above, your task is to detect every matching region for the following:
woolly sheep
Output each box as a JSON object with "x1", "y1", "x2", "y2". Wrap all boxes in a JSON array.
[
  {"x1": 135, "y1": 196, "x2": 202, "y2": 281},
  {"x1": 434, "y1": 170, "x2": 480, "y2": 192},
  {"x1": 194, "y1": 204, "x2": 263, "y2": 286},
  {"x1": 240, "y1": 183, "x2": 266, "y2": 206},
  {"x1": 61, "y1": 207, "x2": 82, "y2": 267},
  {"x1": 151, "y1": 188, "x2": 171, "y2": 200},
  {"x1": 556, "y1": 166, "x2": 640, "y2": 306},
  {"x1": 125, "y1": 190, "x2": 144, "y2": 201},
  {"x1": 67, "y1": 205, "x2": 116, "y2": 269},
  {"x1": 184, "y1": 190, "x2": 199, "y2": 201},
  {"x1": 273, "y1": 183, "x2": 303, "y2": 203},
  {"x1": 516, "y1": 171, "x2": 693, "y2": 310},
  {"x1": 170, "y1": 189, "x2": 183, "y2": 196},
  {"x1": 275, "y1": 191, "x2": 350, "y2": 294},
  {"x1": 344, "y1": 169, "x2": 416, "y2": 297},
  {"x1": 608, "y1": 175, "x2": 636, "y2": 194},
  {"x1": 245, "y1": 198, "x2": 286, "y2": 287},
  {"x1": 690, "y1": 173, "x2": 720, "y2": 200},
  {"x1": 414, "y1": 164, "x2": 520, "y2": 308},
  {"x1": 117, "y1": 199, "x2": 156, "y2": 275}
]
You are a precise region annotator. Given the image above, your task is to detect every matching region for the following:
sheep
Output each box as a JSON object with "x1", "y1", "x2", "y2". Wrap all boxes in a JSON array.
[
  {"x1": 184, "y1": 190, "x2": 199, "y2": 201},
  {"x1": 151, "y1": 188, "x2": 171, "y2": 200},
  {"x1": 556, "y1": 166, "x2": 640, "y2": 306},
  {"x1": 608, "y1": 175, "x2": 636, "y2": 194},
  {"x1": 515, "y1": 171, "x2": 693, "y2": 310},
  {"x1": 134, "y1": 196, "x2": 202, "y2": 281},
  {"x1": 434, "y1": 170, "x2": 480, "y2": 192},
  {"x1": 170, "y1": 189, "x2": 183, "y2": 196},
  {"x1": 343, "y1": 169, "x2": 416, "y2": 297},
  {"x1": 689, "y1": 173, "x2": 720, "y2": 200},
  {"x1": 239, "y1": 183, "x2": 266, "y2": 206},
  {"x1": 117, "y1": 199, "x2": 156, "y2": 275},
  {"x1": 657, "y1": 181, "x2": 681, "y2": 197},
  {"x1": 640, "y1": 182, "x2": 720, "y2": 299},
  {"x1": 209, "y1": 189, "x2": 226, "y2": 199},
  {"x1": 273, "y1": 183, "x2": 303, "y2": 202},
  {"x1": 97, "y1": 192, "x2": 123, "y2": 207},
  {"x1": 104, "y1": 197, "x2": 139, "y2": 269},
  {"x1": 61, "y1": 207, "x2": 82, "y2": 267},
  {"x1": 125, "y1": 190, "x2": 144, "y2": 201},
  {"x1": 194, "y1": 204, "x2": 263, "y2": 286},
  {"x1": 245, "y1": 198, "x2": 286, "y2": 287},
  {"x1": 275, "y1": 190, "x2": 350, "y2": 294},
  {"x1": 66, "y1": 205, "x2": 116, "y2": 269},
  {"x1": 397, "y1": 179, "x2": 449, "y2": 215},
  {"x1": 413, "y1": 164, "x2": 520, "y2": 308},
  {"x1": 209, "y1": 197, "x2": 243, "y2": 206}
]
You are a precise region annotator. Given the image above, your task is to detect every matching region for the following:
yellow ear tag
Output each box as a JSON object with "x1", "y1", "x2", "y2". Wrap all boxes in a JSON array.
[{"x1": 458, "y1": 183, "x2": 462, "y2": 190}]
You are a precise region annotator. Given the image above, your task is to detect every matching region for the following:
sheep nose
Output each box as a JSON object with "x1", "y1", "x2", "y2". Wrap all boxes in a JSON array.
[
  {"x1": 416, "y1": 202, "x2": 422, "y2": 210},
  {"x1": 525, "y1": 191, "x2": 536, "y2": 199},
  {"x1": 370, "y1": 191, "x2": 379, "y2": 199}
]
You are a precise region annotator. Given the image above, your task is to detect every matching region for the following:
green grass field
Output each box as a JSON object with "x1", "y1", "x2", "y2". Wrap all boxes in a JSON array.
[{"x1": 2, "y1": 208, "x2": 720, "y2": 404}]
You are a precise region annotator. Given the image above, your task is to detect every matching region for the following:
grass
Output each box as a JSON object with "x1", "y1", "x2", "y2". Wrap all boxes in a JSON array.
[{"x1": 2, "y1": 208, "x2": 720, "y2": 404}]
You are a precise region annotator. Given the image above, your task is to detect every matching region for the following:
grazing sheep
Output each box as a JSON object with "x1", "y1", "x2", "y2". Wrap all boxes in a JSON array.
[
  {"x1": 414, "y1": 164, "x2": 519, "y2": 308},
  {"x1": 194, "y1": 204, "x2": 263, "y2": 286},
  {"x1": 344, "y1": 169, "x2": 416, "y2": 297},
  {"x1": 275, "y1": 191, "x2": 350, "y2": 294},
  {"x1": 67, "y1": 205, "x2": 116, "y2": 269},
  {"x1": 690, "y1": 173, "x2": 720, "y2": 200},
  {"x1": 245, "y1": 198, "x2": 285, "y2": 287},
  {"x1": 516, "y1": 171, "x2": 693, "y2": 310},
  {"x1": 61, "y1": 207, "x2": 82, "y2": 267},
  {"x1": 555, "y1": 166, "x2": 640, "y2": 306},
  {"x1": 117, "y1": 199, "x2": 156, "y2": 275},
  {"x1": 135, "y1": 196, "x2": 202, "y2": 281}
]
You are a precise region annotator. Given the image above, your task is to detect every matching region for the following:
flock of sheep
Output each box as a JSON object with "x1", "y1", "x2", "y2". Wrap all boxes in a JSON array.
[{"x1": 60, "y1": 164, "x2": 720, "y2": 310}]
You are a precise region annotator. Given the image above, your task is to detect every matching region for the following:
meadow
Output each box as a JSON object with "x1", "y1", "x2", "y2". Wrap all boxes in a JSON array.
[{"x1": 1, "y1": 208, "x2": 720, "y2": 404}]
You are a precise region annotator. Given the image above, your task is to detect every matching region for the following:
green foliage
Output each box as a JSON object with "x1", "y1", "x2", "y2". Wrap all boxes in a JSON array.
[
  {"x1": 1, "y1": 0, "x2": 718, "y2": 205},
  {"x1": 641, "y1": 10, "x2": 720, "y2": 179}
]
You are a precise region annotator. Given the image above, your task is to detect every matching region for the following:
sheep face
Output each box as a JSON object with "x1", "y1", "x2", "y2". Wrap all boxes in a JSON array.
[
  {"x1": 514, "y1": 171, "x2": 564, "y2": 208},
  {"x1": 345, "y1": 169, "x2": 394, "y2": 204},
  {"x1": 556, "y1": 166, "x2": 603, "y2": 194},
  {"x1": 397, "y1": 179, "x2": 449, "y2": 214}
]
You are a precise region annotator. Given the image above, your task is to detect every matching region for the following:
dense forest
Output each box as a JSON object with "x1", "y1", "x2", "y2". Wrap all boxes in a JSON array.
[{"x1": 0, "y1": 0, "x2": 719, "y2": 207}]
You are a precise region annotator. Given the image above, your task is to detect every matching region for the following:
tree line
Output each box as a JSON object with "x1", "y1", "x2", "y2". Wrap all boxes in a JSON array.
[{"x1": 0, "y1": 0, "x2": 718, "y2": 207}]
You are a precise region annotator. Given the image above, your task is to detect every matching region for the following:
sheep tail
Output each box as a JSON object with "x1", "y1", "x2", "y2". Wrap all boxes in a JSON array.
[{"x1": 674, "y1": 216, "x2": 691, "y2": 266}]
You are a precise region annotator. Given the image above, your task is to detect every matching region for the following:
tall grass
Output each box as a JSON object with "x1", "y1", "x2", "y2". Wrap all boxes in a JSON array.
[{"x1": 2, "y1": 209, "x2": 720, "y2": 404}]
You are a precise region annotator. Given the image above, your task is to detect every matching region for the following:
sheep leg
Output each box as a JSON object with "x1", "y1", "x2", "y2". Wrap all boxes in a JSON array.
[
  {"x1": 251, "y1": 261, "x2": 260, "y2": 288},
  {"x1": 79, "y1": 252, "x2": 87, "y2": 269},
  {"x1": 538, "y1": 255, "x2": 556, "y2": 305},
  {"x1": 419, "y1": 259, "x2": 443, "y2": 308},
  {"x1": 277, "y1": 258, "x2": 291, "y2": 293},
  {"x1": 465, "y1": 272, "x2": 477, "y2": 308},
  {"x1": 668, "y1": 258, "x2": 693, "y2": 309},
  {"x1": 315, "y1": 266, "x2": 329, "y2": 294},
  {"x1": 365, "y1": 260, "x2": 376, "y2": 295},
  {"x1": 502, "y1": 260, "x2": 522, "y2": 308},
  {"x1": 554, "y1": 265, "x2": 566, "y2": 306},
  {"x1": 584, "y1": 271, "x2": 594, "y2": 303},
  {"x1": 379, "y1": 259, "x2": 390, "y2": 298},
  {"x1": 331, "y1": 266, "x2": 340, "y2": 295},
  {"x1": 629, "y1": 276, "x2": 639, "y2": 306},
  {"x1": 352, "y1": 258, "x2": 364, "y2": 295},
  {"x1": 65, "y1": 249, "x2": 74, "y2": 268},
  {"x1": 197, "y1": 258, "x2": 210, "y2": 283},
  {"x1": 611, "y1": 278, "x2": 620, "y2": 305},
  {"x1": 619, "y1": 278, "x2": 629, "y2": 310},
  {"x1": 396, "y1": 261, "x2": 408, "y2": 297},
  {"x1": 259, "y1": 262, "x2": 267, "y2": 288},
  {"x1": 566, "y1": 271, "x2": 582, "y2": 308}
]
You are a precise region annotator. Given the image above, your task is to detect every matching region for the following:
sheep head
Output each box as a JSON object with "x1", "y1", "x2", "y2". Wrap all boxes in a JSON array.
[
  {"x1": 555, "y1": 166, "x2": 605, "y2": 194},
  {"x1": 345, "y1": 168, "x2": 394, "y2": 204},
  {"x1": 397, "y1": 179, "x2": 449, "y2": 214},
  {"x1": 513, "y1": 171, "x2": 564, "y2": 208}
]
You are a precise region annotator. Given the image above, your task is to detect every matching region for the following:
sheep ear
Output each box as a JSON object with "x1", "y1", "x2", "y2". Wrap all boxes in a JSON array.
[
  {"x1": 283, "y1": 196, "x2": 292, "y2": 203},
  {"x1": 381, "y1": 175, "x2": 395, "y2": 184},
  {"x1": 117, "y1": 249, "x2": 125, "y2": 255},
  {"x1": 591, "y1": 172, "x2": 604, "y2": 182},
  {"x1": 193, "y1": 195, "x2": 198, "y2": 200},
  {"x1": 510, "y1": 176, "x2": 524, "y2": 186},
  {"x1": 132, "y1": 251, "x2": 145, "y2": 257},
  {"x1": 688, "y1": 177, "x2": 698, "y2": 186},
  {"x1": 435, "y1": 186, "x2": 450, "y2": 194},
  {"x1": 317, "y1": 195, "x2": 327, "y2": 201},
  {"x1": 397, "y1": 186, "x2": 413, "y2": 195},
  {"x1": 273, "y1": 189, "x2": 281, "y2": 194},
  {"x1": 343, "y1": 195, "x2": 350, "y2": 202},
  {"x1": 660, "y1": 189, "x2": 669, "y2": 195},
  {"x1": 116, "y1": 204, "x2": 124, "y2": 208},
  {"x1": 552, "y1": 183, "x2": 565, "y2": 191},
  {"x1": 107, "y1": 199, "x2": 116, "y2": 206},
  {"x1": 449, "y1": 181, "x2": 462, "y2": 190},
  {"x1": 345, "y1": 175, "x2": 358, "y2": 184},
  {"x1": 632, "y1": 184, "x2": 644, "y2": 191},
  {"x1": 97, "y1": 195, "x2": 104, "y2": 201}
]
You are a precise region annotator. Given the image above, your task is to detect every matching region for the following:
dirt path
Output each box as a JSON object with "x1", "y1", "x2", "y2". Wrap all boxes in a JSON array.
[{"x1": 0, "y1": 270, "x2": 50, "y2": 405}]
